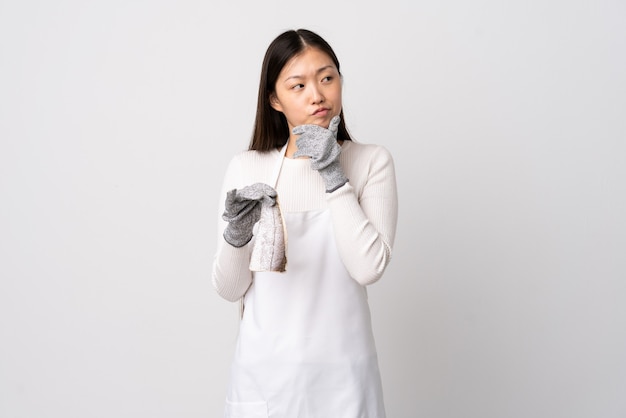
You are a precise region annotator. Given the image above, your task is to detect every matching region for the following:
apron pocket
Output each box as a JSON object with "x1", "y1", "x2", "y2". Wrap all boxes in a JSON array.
[{"x1": 224, "y1": 399, "x2": 268, "y2": 418}]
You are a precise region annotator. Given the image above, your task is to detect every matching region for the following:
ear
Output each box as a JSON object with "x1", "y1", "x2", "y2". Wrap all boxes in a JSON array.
[{"x1": 269, "y1": 93, "x2": 283, "y2": 112}]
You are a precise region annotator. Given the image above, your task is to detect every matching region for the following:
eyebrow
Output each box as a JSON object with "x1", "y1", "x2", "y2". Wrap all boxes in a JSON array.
[{"x1": 284, "y1": 65, "x2": 336, "y2": 82}]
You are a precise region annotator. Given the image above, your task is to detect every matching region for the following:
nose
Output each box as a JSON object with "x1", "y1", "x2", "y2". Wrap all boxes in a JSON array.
[{"x1": 310, "y1": 85, "x2": 324, "y2": 104}]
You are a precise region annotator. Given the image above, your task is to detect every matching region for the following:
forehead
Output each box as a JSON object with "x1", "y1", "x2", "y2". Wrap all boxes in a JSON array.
[{"x1": 279, "y1": 47, "x2": 337, "y2": 77}]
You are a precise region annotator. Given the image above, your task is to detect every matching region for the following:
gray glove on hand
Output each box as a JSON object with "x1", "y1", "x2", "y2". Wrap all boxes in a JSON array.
[
  {"x1": 292, "y1": 115, "x2": 348, "y2": 192},
  {"x1": 222, "y1": 183, "x2": 277, "y2": 248}
]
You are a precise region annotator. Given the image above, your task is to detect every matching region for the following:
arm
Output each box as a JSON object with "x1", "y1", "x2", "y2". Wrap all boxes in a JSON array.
[
  {"x1": 291, "y1": 118, "x2": 398, "y2": 285},
  {"x1": 326, "y1": 146, "x2": 398, "y2": 286},
  {"x1": 211, "y1": 157, "x2": 254, "y2": 302}
]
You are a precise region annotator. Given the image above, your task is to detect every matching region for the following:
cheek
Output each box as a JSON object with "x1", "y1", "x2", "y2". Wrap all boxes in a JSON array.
[
  {"x1": 280, "y1": 101, "x2": 307, "y2": 125},
  {"x1": 329, "y1": 86, "x2": 342, "y2": 103},
  {"x1": 284, "y1": 97, "x2": 307, "y2": 115}
]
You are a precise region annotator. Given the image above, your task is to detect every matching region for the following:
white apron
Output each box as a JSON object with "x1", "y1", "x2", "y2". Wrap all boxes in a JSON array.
[{"x1": 224, "y1": 147, "x2": 386, "y2": 418}]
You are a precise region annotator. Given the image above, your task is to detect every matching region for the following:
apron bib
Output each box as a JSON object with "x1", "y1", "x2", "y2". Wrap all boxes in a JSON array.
[{"x1": 224, "y1": 147, "x2": 385, "y2": 418}]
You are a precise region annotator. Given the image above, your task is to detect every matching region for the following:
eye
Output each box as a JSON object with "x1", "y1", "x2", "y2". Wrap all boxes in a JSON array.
[
  {"x1": 322, "y1": 76, "x2": 333, "y2": 83},
  {"x1": 291, "y1": 83, "x2": 304, "y2": 90}
]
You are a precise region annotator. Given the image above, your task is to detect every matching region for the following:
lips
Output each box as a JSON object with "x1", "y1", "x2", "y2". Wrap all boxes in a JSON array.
[{"x1": 313, "y1": 107, "x2": 329, "y2": 116}]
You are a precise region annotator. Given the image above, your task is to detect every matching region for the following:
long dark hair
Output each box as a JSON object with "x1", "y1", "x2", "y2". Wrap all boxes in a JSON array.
[{"x1": 249, "y1": 29, "x2": 352, "y2": 151}]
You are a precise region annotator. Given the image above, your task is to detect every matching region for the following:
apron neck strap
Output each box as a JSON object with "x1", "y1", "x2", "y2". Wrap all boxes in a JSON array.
[{"x1": 270, "y1": 143, "x2": 288, "y2": 188}]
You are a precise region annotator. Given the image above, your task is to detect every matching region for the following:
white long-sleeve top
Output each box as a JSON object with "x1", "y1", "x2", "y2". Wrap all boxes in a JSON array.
[{"x1": 212, "y1": 140, "x2": 398, "y2": 302}]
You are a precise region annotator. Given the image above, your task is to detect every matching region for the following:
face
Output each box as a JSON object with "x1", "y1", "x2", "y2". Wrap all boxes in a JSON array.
[{"x1": 270, "y1": 47, "x2": 342, "y2": 135}]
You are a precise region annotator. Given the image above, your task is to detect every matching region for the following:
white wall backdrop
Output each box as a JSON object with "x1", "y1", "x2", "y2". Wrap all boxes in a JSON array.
[{"x1": 1, "y1": 1, "x2": 625, "y2": 417}]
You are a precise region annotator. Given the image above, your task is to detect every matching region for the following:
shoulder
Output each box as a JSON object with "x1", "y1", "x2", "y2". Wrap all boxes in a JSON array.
[
  {"x1": 340, "y1": 141, "x2": 396, "y2": 195},
  {"x1": 340, "y1": 141, "x2": 395, "y2": 170},
  {"x1": 226, "y1": 149, "x2": 280, "y2": 174},
  {"x1": 224, "y1": 149, "x2": 280, "y2": 188}
]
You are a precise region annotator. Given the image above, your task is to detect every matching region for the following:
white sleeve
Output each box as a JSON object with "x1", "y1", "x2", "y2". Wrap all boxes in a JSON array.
[
  {"x1": 211, "y1": 156, "x2": 253, "y2": 302},
  {"x1": 326, "y1": 146, "x2": 398, "y2": 286}
]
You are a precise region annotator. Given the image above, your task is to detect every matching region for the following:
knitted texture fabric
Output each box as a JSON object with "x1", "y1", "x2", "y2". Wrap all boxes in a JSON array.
[
  {"x1": 249, "y1": 201, "x2": 287, "y2": 272},
  {"x1": 212, "y1": 141, "x2": 398, "y2": 302},
  {"x1": 293, "y1": 116, "x2": 348, "y2": 192},
  {"x1": 222, "y1": 183, "x2": 277, "y2": 248}
]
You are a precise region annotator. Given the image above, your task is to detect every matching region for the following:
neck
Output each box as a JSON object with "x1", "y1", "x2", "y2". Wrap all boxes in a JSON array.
[{"x1": 285, "y1": 135, "x2": 303, "y2": 159}]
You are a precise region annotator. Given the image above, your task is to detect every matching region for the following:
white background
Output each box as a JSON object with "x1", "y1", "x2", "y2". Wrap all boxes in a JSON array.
[{"x1": 1, "y1": 1, "x2": 625, "y2": 417}]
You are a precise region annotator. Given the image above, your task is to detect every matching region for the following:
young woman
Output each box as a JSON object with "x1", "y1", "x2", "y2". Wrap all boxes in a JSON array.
[{"x1": 212, "y1": 29, "x2": 398, "y2": 418}]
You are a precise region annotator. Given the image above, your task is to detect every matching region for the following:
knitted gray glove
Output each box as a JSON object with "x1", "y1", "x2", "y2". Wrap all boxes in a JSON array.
[
  {"x1": 222, "y1": 183, "x2": 277, "y2": 248},
  {"x1": 292, "y1": 115, "x2": 348, "y2": 192}
]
